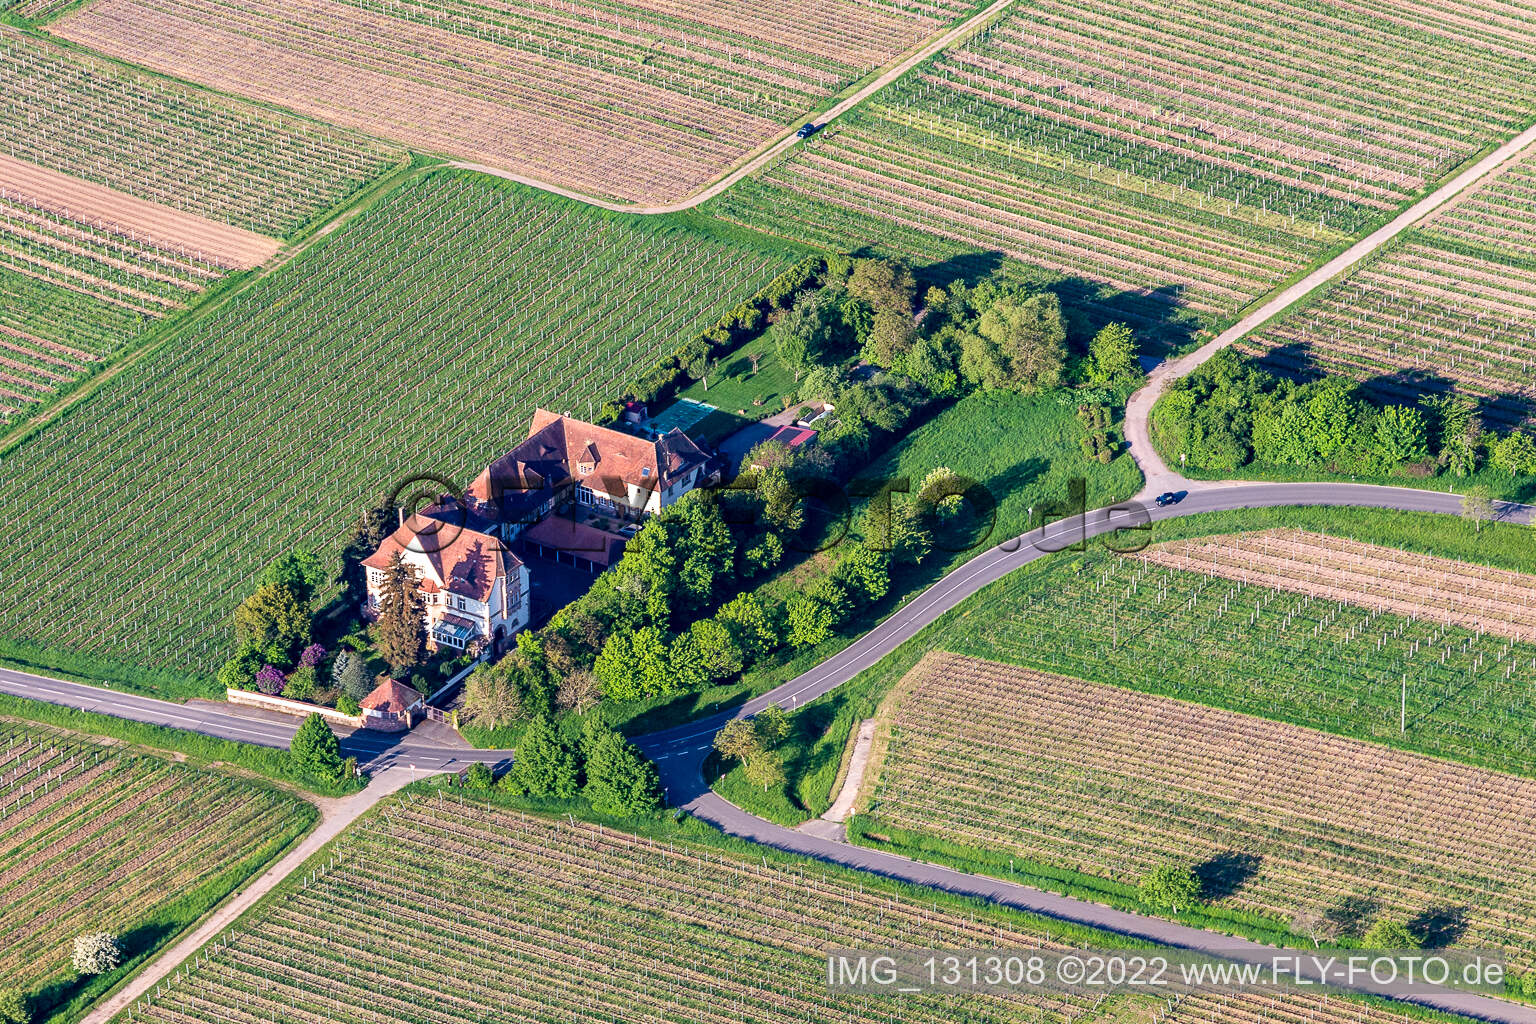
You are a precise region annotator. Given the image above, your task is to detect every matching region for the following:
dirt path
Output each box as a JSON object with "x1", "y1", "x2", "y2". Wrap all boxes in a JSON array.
[
  {"x1": 1123, "y1": 119, "x2": 1536, "y2": 496},
  {"x1": 452, "y1": 0, "x2": 1016, "y2": 215},
  {"x1": 80, "y1": 767, "x2": 417, "y2": 1024},
  {"x1": 0, "y1": 154, "x2": 280, "y2": 269},
  {"x1": 823, "y1": 719, "x2": 876, "y2": 823}
]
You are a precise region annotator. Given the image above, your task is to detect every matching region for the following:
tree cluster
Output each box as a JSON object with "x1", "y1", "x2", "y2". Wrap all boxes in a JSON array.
[
  {"x1": 1154, "y1": 350, "x2": 1536, "y2": 480},
  {"x1": 712, "y1": 705, "x2": 790, "y2": 791},
  {"x1": 493, "y1": 716, "x2": 662, "y2": 817},
  {"x1": 217, "y1": 550, "x2": 328, "y2": 693}
]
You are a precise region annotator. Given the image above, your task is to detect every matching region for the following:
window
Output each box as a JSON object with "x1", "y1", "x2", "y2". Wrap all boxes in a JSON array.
[{"x1": 640, "y1": 467, "x2": 651, "y2": 478}]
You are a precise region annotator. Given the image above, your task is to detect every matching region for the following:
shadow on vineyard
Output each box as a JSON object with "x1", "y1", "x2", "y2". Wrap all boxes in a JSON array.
[
  {"x1": 30, "y1": 919, "x2": 176, "y2": 1021},
  {"x1": 1194, "y1": 851, "x2": 1264, "y2": 901},
  {"x1": 1409, "y1": 905, "x2": 1470, "y2": 949}
]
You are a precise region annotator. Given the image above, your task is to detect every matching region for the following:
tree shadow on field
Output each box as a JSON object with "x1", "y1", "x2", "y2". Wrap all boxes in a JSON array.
[
  {"x1": 1048, "y1": 280, "x2": 1202, "y2": 363},
  {"x1": 1247, "y1": 340, "x2": 1324, "y2": 384},
  {"x1": 30, "y1": 919, "x2": 178, "y2": 1019},
  {"x1": 910, "y1": 248, "x2": 1008, "y2": 291},
  {"x1": 1194, "y1": 850, "x2": 1264, "y2": 901},
  {"x1": 779, "y1": 697, "x2": 847, "y2": 813},
  {"x1": 1409, "y1": 905, "x2": 1469, "y2": 948},
  {"x1": 1324, "y1": 893, "x2": 1382, "y2": 941}
]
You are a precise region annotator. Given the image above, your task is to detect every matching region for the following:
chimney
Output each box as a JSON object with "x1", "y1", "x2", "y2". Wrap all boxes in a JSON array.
[{"x1": 398, "y1": 505, "x2": 405, "y2": 528}]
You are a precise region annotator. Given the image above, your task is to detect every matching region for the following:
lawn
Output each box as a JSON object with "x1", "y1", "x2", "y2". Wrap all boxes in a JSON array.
[
  {"x1": 0, "y1": 721, "x2": 315, "y2": 1022},
  {"x1": 674, "y1": 337, "x2": 801, "y2": 444}
]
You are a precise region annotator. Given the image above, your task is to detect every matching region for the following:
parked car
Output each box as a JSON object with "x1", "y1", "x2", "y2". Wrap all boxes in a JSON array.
[{"x1": 795, "y1": 123, "x2": 818, "y2": 139}]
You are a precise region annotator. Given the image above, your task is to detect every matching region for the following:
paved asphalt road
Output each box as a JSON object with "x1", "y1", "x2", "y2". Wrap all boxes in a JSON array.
[
  {"x1": 4, "y1": 481, "x2": 1534, "y2": 1023},
  {"x1": 0, "y1": 667, "x2": 515, "y2": 772}
]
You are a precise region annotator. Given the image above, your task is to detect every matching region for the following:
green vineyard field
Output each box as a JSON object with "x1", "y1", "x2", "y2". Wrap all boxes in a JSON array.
[{"x1": 0, "y1": 170, "x2": 802, "y2": 692}]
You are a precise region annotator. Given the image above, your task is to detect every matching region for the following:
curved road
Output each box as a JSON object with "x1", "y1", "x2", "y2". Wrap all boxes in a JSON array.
[{"x1": 5, "y1": 481, "x2": 1534, "y2": 1024}]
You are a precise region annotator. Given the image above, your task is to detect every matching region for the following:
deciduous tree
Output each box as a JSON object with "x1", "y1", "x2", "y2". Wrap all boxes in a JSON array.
[
  {"x1": 0, "y1": 986, "x2": 29, "y2": 1024},
  {"x1": 554, "y1": 668, "x2": 604, "y2": 716},
  {"x1": 1362, "y1": 918, "x2": 1421, "y2": 949},
  {"x1": 1138, "y1": 863, "x2": 1199, "y2": 914},
  {"x1": 833, "y1": 545, "x2": 890, "y2": 605},
  {"x1": 671, "y1": 619, "x2": 743, "y2": 685},
  {"x1": 233, "y1": 583, "x2": 310, "y2": 668},
  {"x1": 1492, "y1": 429, "x2": 1536, "y2": 476},
  {"x1": 847, "y1": 258, "x2": 916, "y2": 314},
  {"x1": 975, "y1": 292, "x2": 1067, "y2": 391},
  {"x1": 259, "y1": 550, "x2": 327, "y2": 603},
  {"x1": 1373, "y1": 404, "x2": 1429, "y2": 467},
  {"x1": 1462, "y1": 485, "x2": 1494, "y2": 534},
  {"x1": 785, "y1": 592, "x2": 834, "y2": 648},
  {"x1": 463, "y1": 659, "x2": 527, "y2": 728},
  {"x1": 1083, "y1": 322, "x2": 1142, "y2": 388},
  {"x1": 71, "y1": 933, "x2": 122, "y2": 976},
  {"x1": 716, "y1": 593, "x2": 780, "y2": 661},
  {"x1": 773, "y1": 289, "x2": 845, "y2": 380}
]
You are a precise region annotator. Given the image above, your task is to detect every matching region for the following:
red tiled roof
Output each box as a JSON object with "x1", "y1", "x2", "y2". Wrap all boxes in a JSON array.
[
  {"x1": 768, "y1": 425, "x2": 816, "y2": 447},
  {"x1": 360, "y1": 678, "x2": 423, "y2": 714},
  {"x1": 470, "y1": 410, "x2": 706, "y2": 511},
  {"x1": 362, "y1": 514, "x2": 523, "y2": 602}
]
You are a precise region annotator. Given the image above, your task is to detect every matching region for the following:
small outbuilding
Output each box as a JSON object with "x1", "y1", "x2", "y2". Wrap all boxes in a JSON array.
[{"x1": 359, "y1": 678, "x2": 426, "y2": 732}]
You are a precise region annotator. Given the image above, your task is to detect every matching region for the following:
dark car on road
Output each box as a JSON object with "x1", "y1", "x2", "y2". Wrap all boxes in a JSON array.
[
  {"x1": 1155, "y1": 491, "x2": 1185, "y2": 507},
  {"x1": 796, "y1": 123, "x2": 818, "y2": 139}
]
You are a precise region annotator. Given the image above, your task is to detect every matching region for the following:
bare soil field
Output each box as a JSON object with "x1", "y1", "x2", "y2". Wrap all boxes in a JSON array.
[
  {"x1": 1, "y1": 26, "x2": 398, "y2": 236},
  {"x1": 48, "y1": 0, "x2": 986, "y2": 204},
  {"x1": 0, "y1": 155, "x2": 278, "y2": 412},
  {"x1": 869, "y1": 652, "x2": 1536, "y2": 963},
  {"x1": 0, "y1": 156, "x2": 280, "y2": 271},
  {"x1": 1139, "y1": 529, "x2": 1536, "y2": 641}
]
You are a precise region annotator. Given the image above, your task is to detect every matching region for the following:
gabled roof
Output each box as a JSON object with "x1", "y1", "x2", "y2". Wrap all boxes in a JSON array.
[
  {"x1": 469, "y1": 410, "x2": 708, "y2": 516},
  {"x1": 360, "y1": 678, "x2": 424, "y2": 714},
  {"x1": 362, "y1": 514, "x2": 523, "y2": 602}
]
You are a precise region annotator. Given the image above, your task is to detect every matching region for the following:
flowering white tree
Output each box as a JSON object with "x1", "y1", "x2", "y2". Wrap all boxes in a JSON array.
[{"x1": 71, "y1": 933, "x2": 122, "y2": 976}]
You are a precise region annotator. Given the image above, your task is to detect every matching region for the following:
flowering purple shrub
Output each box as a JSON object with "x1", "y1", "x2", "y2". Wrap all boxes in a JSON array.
[
  {"x1": 299, "y1": 643, "x2": 327, "y2": 669},
  {"x1": 255, "y1": 664, "x2": 286, "y2": 695}
]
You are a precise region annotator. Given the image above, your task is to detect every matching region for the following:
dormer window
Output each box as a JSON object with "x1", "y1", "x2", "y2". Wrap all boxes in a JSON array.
[{"x1": 578, "y1": 461, "x2": 594, "y2": 475}]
